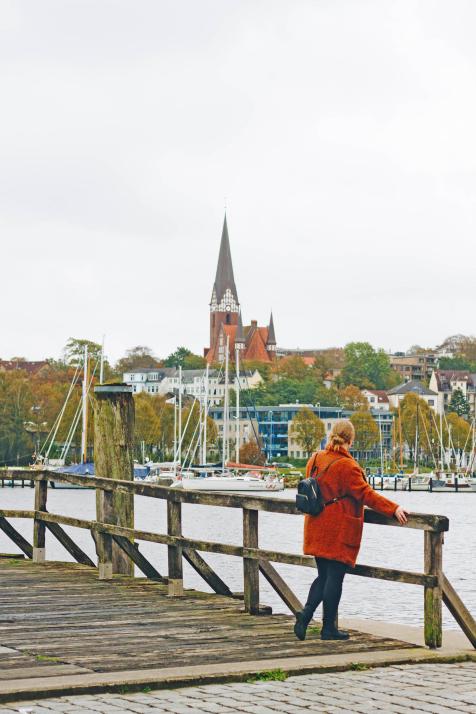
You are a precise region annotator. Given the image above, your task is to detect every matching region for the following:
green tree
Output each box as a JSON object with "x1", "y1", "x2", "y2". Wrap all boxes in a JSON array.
[
  {"x1": 63, "y1": 338, "x2": 103, "y2": 365},
  {"x1": 449, "y1": 388, "x2": 471, "y2": 419},
  {"x1": 290, "y1": 408, "x2": 325, "y2": 457},
  {"x1": 350, "y1": 411, "x2": 379, "y2": 454},
  {"x1": 341, "y1": 342, "x2": 397, "y2": 390},
  {"x1": 163, "y1": 347, "x2": 206, "y2": 369},
  {"x1": 438, "y1": 356, "x2": 476, "y2": 371}
]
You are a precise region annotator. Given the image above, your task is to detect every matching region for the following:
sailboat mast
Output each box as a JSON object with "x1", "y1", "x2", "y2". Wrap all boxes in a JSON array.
[
  {"x1": 178, "y1": 365, "x2": 182, "y2": 465},
  {"x1": 439, "y1": 410, "x2": 444, "y2": 470},
  {"x1": 398, "y1": 404, "x2": 403, "y2": 470},
  {"x1": 235, "y1": 345, "x2": 240, "y2": 462},
  {"x1": 378, "y1": 415, "x2": 384, "y2": 474},
  {"x1": 202, "y1": 363, "x2": 209, "y2": 465},
  {"x1": 223, "y1": 335, "x2": 230, "y2": 473},
  {"x1": 415, "y1": 402, "x2": 419, "y2": 473},
  {"x1": 99, "y1": 335, "x2": 105, "y2": 384},
  {"x1": 81, "y1": 345, "x2": 88, "y2": 464}
]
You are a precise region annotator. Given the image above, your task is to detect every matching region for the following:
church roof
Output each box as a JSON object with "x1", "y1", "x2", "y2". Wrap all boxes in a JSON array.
[
  {"x1": 212, "y1": 215, "x2": 238, "y2": 304},
  {"x1": 267, "y1": 312, "x2": 276, "y2": 345}
]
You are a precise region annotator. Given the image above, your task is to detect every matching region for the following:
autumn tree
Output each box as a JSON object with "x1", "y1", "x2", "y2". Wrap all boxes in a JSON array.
[
  {"x1": 274, "y1": 355, "x2": 309, "y2": 380},
  {"x1": 239, "y1": 440, "x2": 266, "y2": 466},
  {"x1": 133, "y1": 393, "x2": 161, "y2": 458},
  {"x1": 291, "y1": 408, "x2": 325, "y2": 457},
  {"x1": 116, "y1": 346, "x2": 160, "y2": 374},
  {"x1": 350, "y1": 411, "x2": 379, "y2": 454},
  {"x1": 398, "y1": 393, "x2": 433, "y2": 460},
  {"x1": 443, "y1": 412, "x2": 472, "y2": 451},
  {"x1": 338, "y1": 385, "x2": 368, "y2": 411}
]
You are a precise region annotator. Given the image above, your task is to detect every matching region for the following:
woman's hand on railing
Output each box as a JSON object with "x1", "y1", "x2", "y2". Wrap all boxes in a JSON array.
[{"x1": 394, "y1": 506, "x2": 409, "y2": 525}]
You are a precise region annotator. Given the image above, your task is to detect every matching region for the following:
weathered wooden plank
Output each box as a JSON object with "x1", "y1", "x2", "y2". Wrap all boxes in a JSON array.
[
  {"x1": 97, "y1": 490, "x2": 114, "y2": 580},
  {"x1": 33, "y1": 479, "x2": 47, "y2": 562},
  {"x1": 183, "y1": 548, "x2": 235, "y2": 598},
  {"x1": 424, "y1": 531, "x2": 443, "y2": 648},
  {"x1": 243, "y1": 509, "x2": 260, "y2": 615},
  {"x1": 0, "y1": 516, "x2": 33, "y2": 558},
  {"x1": 442, "y1": 573, "x2": 476, "y2": 649},
  {"x1": 350, "y1": 564, "x2": 437, "y2": 588},
  {"x1": 0, "y1": 510, "x2": 35, "y2": 519},
  {"x1": 24, "y1": 512, "x2": 439, "y2": 587},
  {"x1": 9, "y1": 470, "x2": 448, "y2": 532},
  {"x1": 167, "y1": 500, "x2": 183, "y2": 596},
  {"x1": 259, "y1": 559, "x2": 303, "y2": 615},
  {"x1": 111, "y1": 535, "x2": 163, "y2": 581},
  {"x1": 44, "y1": 520, "x2": 95, "y2": 568}
]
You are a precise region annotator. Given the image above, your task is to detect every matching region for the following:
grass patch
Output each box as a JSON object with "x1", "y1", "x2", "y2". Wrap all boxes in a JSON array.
[
  {"x1": 36, "y1": 654, "x2": 61, "y2": 663},
  {"x1": 349, "y1": 662, "x2": 368, "y2": 671},
  {"x1": 307, "y1": 625, "x2": 321, "y2": 635},
  {"x1": 248, "y1": 669, "x2": 287, "y2": 683},
  {"x1": 142, "y1": 686, "x2": 152, "y2": 693}
]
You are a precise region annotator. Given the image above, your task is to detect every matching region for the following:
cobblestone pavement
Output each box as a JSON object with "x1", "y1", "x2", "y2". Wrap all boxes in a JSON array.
[{"x1": 2, "y1": 663, "x2": 475, "y2": 714}]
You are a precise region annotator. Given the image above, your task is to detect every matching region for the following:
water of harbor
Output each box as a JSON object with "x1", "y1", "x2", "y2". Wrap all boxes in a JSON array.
[{"x1": 1, "y1": 487, "x2": 474, "y2": 630}]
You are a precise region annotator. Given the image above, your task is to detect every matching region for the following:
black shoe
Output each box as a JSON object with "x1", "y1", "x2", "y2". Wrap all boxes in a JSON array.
[
  {"x1": 321, "y1": 627, "x2": 350, "y2": 641},
  {"x1": 293, "y1": 611, "x2": 309, "y2": 641}
]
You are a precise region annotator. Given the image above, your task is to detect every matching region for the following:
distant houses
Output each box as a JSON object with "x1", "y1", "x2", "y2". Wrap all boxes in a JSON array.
[
  {"x1": 387, "y1": 380, "x2": 439, "y2": 412},
  {"x1": 429, "y1": 370, "x2": 476, "y2": 416}
]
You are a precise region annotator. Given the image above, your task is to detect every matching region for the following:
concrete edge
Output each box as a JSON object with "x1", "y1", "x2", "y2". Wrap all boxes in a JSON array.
[{"x1": 1, "y1": 648, "x2": 475, "y2": 704}]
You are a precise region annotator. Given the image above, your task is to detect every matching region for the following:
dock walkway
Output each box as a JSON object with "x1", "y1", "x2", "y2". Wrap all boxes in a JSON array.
[{"x1": 0, "y1": 559, "x2": 425, "y2": 703}]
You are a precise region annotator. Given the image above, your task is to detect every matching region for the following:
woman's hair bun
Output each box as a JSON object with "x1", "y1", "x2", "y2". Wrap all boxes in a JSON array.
[{"x1": 328, "y1": 420, "x2": 355, "y2": 448}]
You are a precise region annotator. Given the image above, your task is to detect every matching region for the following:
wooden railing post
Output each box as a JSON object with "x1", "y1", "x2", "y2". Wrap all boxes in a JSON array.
[
  {"x1": 243, "y1": 508, "x2": 259, "y2": 614},
  {"x1": 424, "y1": 531, "x2": 443, "y2": 648},
  {"x1": 97, "y1": 490, "x2": 113, "y2": 580},
  {"x1": 33, "y1": 477, "x2": 47, "y2": 563},
  {"x1": 93, "y1": 384, "x2": 135, "y2": 576},
  {"x1": 167, "y1": 497, "x2": 183, "y2": 596}
]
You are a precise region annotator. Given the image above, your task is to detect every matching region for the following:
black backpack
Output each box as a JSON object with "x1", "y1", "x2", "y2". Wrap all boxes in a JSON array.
[{"x1": 296, "y1": 455, "x2": 346, "y2": 516}]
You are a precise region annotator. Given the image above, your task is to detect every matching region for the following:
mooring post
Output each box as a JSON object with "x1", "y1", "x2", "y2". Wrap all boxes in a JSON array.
[
  {"x1": 243, "y1": 508, "x2": 260, "y2": 614},
  {"x1": 167, "y1": 496, "x2": 183, "y2": 596},
  {"x1": 94, "y1": 384, "x2": 135, "y2": 578},
  {"x1": 424, "y1": 530, "x2": 443, "y2": 648},
  {"x1": 33, "y1": 477, "x2": 47, "y2": 563}
]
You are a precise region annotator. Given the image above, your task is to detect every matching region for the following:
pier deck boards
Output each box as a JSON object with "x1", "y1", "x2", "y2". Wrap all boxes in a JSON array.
[{"x1": 0, "y1": 560, "x2": 416, "y2": 683}]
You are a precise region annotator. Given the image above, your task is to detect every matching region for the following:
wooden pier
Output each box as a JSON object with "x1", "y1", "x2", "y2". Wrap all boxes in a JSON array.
[{"x1": 0, "y1": 465, "x2": 475, "y2": 702}]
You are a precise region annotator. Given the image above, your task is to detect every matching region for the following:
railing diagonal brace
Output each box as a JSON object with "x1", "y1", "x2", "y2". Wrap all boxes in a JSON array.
[
  {"x1": 0, "y1": 515, "x2": 33, "y2": 559},
  {"x1": 183, "y1": 548, "x2": 237, "y2": 598}
]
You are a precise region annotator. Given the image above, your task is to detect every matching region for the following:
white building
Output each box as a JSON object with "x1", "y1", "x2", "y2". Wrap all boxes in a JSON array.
[
  {"x1": 362, "y1": 389, "x2": 390, "y2": 412},
  {"x1": 429, "y1": 369, "x2": 476, "y2": 416},
  {"x1": 387, "y1": 380, "x2": 438, "y2": 412},
  {"x1": 123, "y1": 367, "x2": 262, "y2": 405}
]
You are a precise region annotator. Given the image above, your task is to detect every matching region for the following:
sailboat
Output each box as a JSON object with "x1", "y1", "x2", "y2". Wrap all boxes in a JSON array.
[{"x1": 171, "y1": 337, "x2": 284, "y2": 492}]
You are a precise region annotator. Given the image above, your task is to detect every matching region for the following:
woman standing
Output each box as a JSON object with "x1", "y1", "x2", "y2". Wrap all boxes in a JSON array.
[{"x1": 294, "y1": 420, "x2": 408, "y2": 642}]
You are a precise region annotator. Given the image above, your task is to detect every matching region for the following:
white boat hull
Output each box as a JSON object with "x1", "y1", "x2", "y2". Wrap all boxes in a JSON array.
[{"x1": 173, "y1": 477, "x2": 284, "y2": 492}]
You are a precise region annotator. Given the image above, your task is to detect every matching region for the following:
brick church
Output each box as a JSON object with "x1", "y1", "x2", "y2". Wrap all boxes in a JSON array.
[{"x1": 205, "y1": 216, "x2": 276, "y2": 364}]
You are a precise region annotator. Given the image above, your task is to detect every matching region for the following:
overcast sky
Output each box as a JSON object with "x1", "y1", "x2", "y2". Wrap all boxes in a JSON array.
[{"x1": 1, "y1": 1, "x2": 475, "y2": 364}]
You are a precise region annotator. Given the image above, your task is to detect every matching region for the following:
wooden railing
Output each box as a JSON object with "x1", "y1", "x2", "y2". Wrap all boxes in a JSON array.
[{"x1": 1, "y1": 467, "x2": 475, "y2": 651}]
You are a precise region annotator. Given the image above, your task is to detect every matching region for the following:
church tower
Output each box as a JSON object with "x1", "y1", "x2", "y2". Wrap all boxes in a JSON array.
[
  {"x1": 208, "y1": 215, "x2": 240, "y2": 358},
  {"x1": 205, "y1": 214, "x2": 276, "y2": 364}
]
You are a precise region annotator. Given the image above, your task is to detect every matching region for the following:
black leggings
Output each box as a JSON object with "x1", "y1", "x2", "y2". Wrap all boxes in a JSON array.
[{"x1": 303, "y1": 557, "x2": 347, "y2": 627}]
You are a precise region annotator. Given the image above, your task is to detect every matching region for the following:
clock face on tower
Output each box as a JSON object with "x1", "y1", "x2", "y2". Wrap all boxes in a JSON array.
[{"x1": 225, "y1": 305, "x2": 231, "y2": 312}]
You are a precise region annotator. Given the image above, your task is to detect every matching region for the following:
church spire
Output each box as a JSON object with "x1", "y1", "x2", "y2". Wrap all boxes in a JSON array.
[
  {"x1": 211, "y1": 214, "x2": 239, "y2": 309},
  {"x1": 267, "y1": 311, "x2": 276, "y2": 346},
  {"x1": 236, "y1": 310, "x2": 245, "y2": 344}
]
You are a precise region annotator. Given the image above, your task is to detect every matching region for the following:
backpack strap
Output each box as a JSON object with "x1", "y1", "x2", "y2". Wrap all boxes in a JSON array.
[{"x1": 312, "y1": 454, "x2": 348, "y2": 508}]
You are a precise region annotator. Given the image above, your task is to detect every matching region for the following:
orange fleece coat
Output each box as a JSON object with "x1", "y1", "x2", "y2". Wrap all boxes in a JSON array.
[{"x1": 303, "y1": 446, "x2": 398, "y2": 567}]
